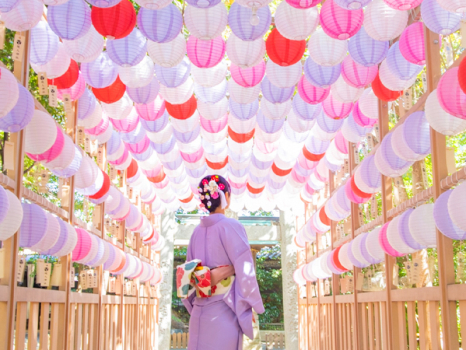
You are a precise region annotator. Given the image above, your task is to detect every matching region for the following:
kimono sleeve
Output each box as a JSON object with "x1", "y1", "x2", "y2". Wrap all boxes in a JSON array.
[
  {"x1": 181, "y1": 232, "x2": 196, "y2": 315},
  {"x1": 221, "y1": 220, "x2": 265, "y2": 339}
]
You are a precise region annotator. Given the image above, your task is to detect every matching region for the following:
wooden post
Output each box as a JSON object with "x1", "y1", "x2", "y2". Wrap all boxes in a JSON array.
[{"x1": 329, "y1": 170, "x2": 340, "y2": 350}]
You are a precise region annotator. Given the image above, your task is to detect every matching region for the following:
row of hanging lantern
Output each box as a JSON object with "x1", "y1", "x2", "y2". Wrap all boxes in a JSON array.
[
  {"x1": 2, "y1": 0, "x2": 466, "y2": 212},
  {"x1": 294, "y1": 179, "x2": 466, "y2": 284}
]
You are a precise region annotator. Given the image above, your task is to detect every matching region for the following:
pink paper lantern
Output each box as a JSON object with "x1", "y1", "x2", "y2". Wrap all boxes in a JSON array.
[
  {"x1": 230, "y1": 62, "x2": 265, "y2": 88},
  {"x1": 57, "y1": 73, "x2": 86, "y2": 101},
  {"x1": 437, "y1": 67, "x2": 466, "y2": 119},
  {"x1": 320, "y1": 0, "x2": 364, "y2": 40},
  {"x1": 186, "y1": 36, "x2": 225, "y2": 68},
  {"x1": 341, "y1": 56, "x2": 378, "y2": 88},
  {"x1": 398, "y1": 23, "x2": 426, "y2": 65},
  {"x1": 383, "y1": 0, "x2": 422, "y2": 10},
  {"x1": 72, "y1": 228, "x2": 92, "y2": 261},
  {"x1": 322, "y1": 94, "x2": 353, "y2": 120},
  {"x1": 378, "y1": 222, "x2": 404, "y2": 257},
  {"x1": 297, "y1": 76, "x2": 330, "y2": 104}
]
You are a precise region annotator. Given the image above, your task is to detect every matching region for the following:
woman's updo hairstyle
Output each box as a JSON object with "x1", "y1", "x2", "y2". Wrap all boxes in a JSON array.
[{"x1": 198, "y1": 175, "x2": 231, "y2": 213}]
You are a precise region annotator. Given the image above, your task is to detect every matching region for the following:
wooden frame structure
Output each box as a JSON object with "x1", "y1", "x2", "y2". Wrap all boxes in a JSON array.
[
  {"x1": 297, "y1": 25, "x2": 466, "y2": 350},
  {"x1": 0, "y1": 29, "x2": 160, "y2": 350}
]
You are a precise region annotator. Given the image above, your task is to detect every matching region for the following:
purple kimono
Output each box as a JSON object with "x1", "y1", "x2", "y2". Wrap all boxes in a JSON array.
[{"x1": 182, "y1": 214, "x2": 264, "y2": 350}]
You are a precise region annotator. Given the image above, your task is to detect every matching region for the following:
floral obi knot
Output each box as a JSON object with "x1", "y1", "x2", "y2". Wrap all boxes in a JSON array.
[{"x1": 176, "y1": 259, "x2": 235, "y2": 299}]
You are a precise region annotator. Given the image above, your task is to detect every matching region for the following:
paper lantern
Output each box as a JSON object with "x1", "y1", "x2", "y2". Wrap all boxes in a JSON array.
[
  {"x1": 358, "y1": 89, "x2": 379, "y2": 120},
  {"x1": 134, "y1": 0, "x2": 171, "y2": 8},
  {"x1": 229, "y1": 98, "x2": 258, "y2": 121},
  {"x1": 126, "y1": 78, "x2": 159, "y2": 104},
  {"x1": 266, "y1": 60, "x2": 302, "y2": 89},
  {"x1": 106, "y1": 28, "x2": 147, "y2": 67},
  {"x1": 363, "y1": 0, "x2": 408, "y2": 42},
  {"x1": 195, "y1": 79, "x2": 227, "y2": 104},
  {"x1": 1, "y1": 0, "x2": 42, "y2": 31},
  {"x1": 24, "y1": 110, "x2": 58, "y2": 155},
  {"x1": 286, "y1": 0, "x2": 321, "y2": 8},
  {"x1": 135, "y1": 95, "x2": 165, "y2": 121},
  {"x1": 0, "y1": 0, "x2": 19, "y2": 12},
  {"x1": 80, "y1": 52, "x2": 116, "y2": 89},
  {"x1": 304, "y1": 57, "x2": 340, "y2": 90},
  {"x1": 332, "y1": 76, "x2": 364, "y2": 103},
  {"x1": 385, "y1": 216, "x2": 414, "y2": 254},
  {"x1": 34, "y1": 212, "x2": 61, "y2": 253},
  {"x1": 226, "y1": 34, "x2": 265, "y2": 69},
  {"x1": 436, "y1": 0, "x2": 466, "y2": 12},
  {"x1": 19, "y1": 203, "x2": 47, "y2": 248},
  {"x1": 50, "y1": 144, "x2": 83, "y2": 177},
  {"x1": 0, "y1": 190, "x2": 22, "y2": 241},
  {"x1": 364, "y1": 227, "x2": 385, "y2": 263},
  {"x1": 266, "y1": 28, "x2": 306, "y2": 67},
  {"x1": 159, "y1": 78, "x2": 194, "y2": 105},
  {"x1": 229, "y1": 80, "x2": 261, "y2": 104},
  {"x1": 392, "y1": 111, "x2": 430, "y2": 161},
  {"x1": 338, "y1": 243, "x2": 354, "y2": 270},
  {"x1": 44, "y1": 221, "x2": 78, "y2": 257},
  {"x1": 354, "y1": 155, "x2": 381, "y2": 193},
  {"x1": 261, "y1": 77, "x2": 294, "y2": 104},
  {"x1": 375, "y1": 133, "x2": 412, "y2": 177},
  {"x1": 137, "y1": 4, "x2": 182, "y2": 43},
  {"x1": 28, "y1": 125, "x2": 65, "y2": 163},
  {"x1": 228, "y1": 3, "x2": 271, "y2": 41},
  {"x1": 435, "y1": 189, "x2": 466, "y2": 240},
  {"x1": 187, "y1": 36, "x2": 225, "y2": 69},
  {"x1": 408, "y1": 204, "x2": 437, "y2": 248},
  {"x1": 292, "y1": 95, "x2": 322, "y2": 121},
  {"x1": 0, "y1": 186, "x2": 9, "y2": 226},
  {"x1": 308, "y1": 28, "x2": 347, "y2": 67},
  {"x1": 425, "y1": 89, "x2": 466, "y2": 136},
  {"x1": 230, "y1": 62, "x2": 265, "y2": 88},
  {"x1": 348, "y1": 27, "x2": 389, "y2": 68},
  {"x1": 184, "y1": 3, "x2": 227, "y2": 41},
  {"x1": 448, "y1": 180, "x2": 466, "y2": 231},
  {"x1": 186, "y1": 0, "x2": 220, "y2": 8},
  {"x1": 372, "y1": 73, "x2": 402, "y2": 102},
  {"x1": 437, "y1": 67, "x2": 466, "y2": 119},
  {"x1": 322, "y1": 94, "x2": 353, "y2": 120},
  {"x1": 30, "y1": 21, "x2": 59, "y2": 66},
  {"x1": 422, "y1": 0, "x2": 461, "y2": 35},
  {"x1": 275, "y1": 1, "x2": 319, "y2": 40},
  {"x1": 91, "y1": 0, "x2": 135, "y2": 39},
  {"x1": 298, "y1": 76, "x2": 330, "y2": 104},
  {"x1": 262, "y1": 99, "x2": 292, "y2": 121},
  {"x1": 93, "y1": 76, "x2": 126, "y2": 104},
  {"x1": 459, "y1": 57, "x2": 466, "y2": 95},
  {"x1": 320, "y1": 0, "x2": 363, "y2": 40},
  {"x1": 383, "y1": 0, "x2": 422, "y2": 10},
  {"x1": 385, "y1": 43, "x2": 423, "y2": 83},
  {"x1": 0, "y1": 83, "x2": 34, "y2": 132},
  {"x1": 57, "y1": 72, "x2": 86, "y2": 101},
  {"x1": 62, "y1": 25, "x2": 104, "y2": 63},
  {"x1": 351, "y1": 234, "x2": 371, "y2": 268},
  {"x1": 341, "y1": 56, "x2": 377, "y2": 89},
  {"x1": 191, "y1": 60, "x2": 227, "y2": 88},
  {"x1": 378, "y1": 222, "x2": 404, "y2": 257},
  {"x1": 147, "y1": 33, "x2": 186, "y2": 68},
  {"x1": 119, "y1": 56, "x2": 154, "y2": 89},
  {"x1": 48, "y1": 0, "x2": 91, "y2": 40},
  {"x1": 47, "y1": 59, "x2": 79, "y2": 90},
  {"x1": 379, "y1": 60, "x2": 418, "y2": 91},
  {"x1": 399, "y1": 23, "x2": 426, "y2": 65},
  {"x1": 154, "y1": 57, "x2": 190, "y2": 89}
]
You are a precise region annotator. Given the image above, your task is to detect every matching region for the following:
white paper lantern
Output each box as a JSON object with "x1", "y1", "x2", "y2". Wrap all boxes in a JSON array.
[
  {"x1": 53, "y1": 222, "x2": 78, "y2": 257},
  {"x1": 33, "y1": 212, "x2": 60, "y2": 253},
  {"x1": 197, "y1": 97, "x2": 228, "y2": 120},
  {"x1": 363, "y1": 0, "x2": 408, "y2": 41},
  {"x1": 358, "y1": 88, "x2": 379, "y2": 120},
  {"x1": 308, "y1": 28, "x2": 348, "y2": 67},
  {"x1": 184, "y1": 3, "x2": 227, "y2": 40},
  {"x1": 0, "y1": 190, "x2": 23, "y2": 241},
  {"x1": 102, "y1": 94, "x2": 133, "y2": 121},
  {"x1": 2, "y1": 0, "x2": 42, "y2": 31},
  {"x1": 75, "y1": 154, "x2": 100, "y2": 190},
  {"x1": 265, "y1": 60, "x2": 302, "y2": 89},
  {"x1": 387, "y1": 215, "x2": 416, "y2": 254},
  {"x1": 235, "y1": 0, "x2": 271, "y2": 8},
  {"x1": 228, "y1": 80, "x2": 260, "y2": 104},
  {"x1": 275, "y1": 1, "x2": 319, "y2": 40},
  {"x1": 159, "y1": 78, "x2": 194, "y2": 104},
  {"x1": 78, "y1": 101, "x2": 102, "y2": 129},
  {"x1": 25, "y1": 110, "x2": 58, "y2": 154},
  {"x1": 0, "y1": 67, "x2": 19, "y2": 118},
  {"x1": 226, "y1": 33, "x2": 265, "y2": 69},
  {"x1": 31, "y1": 43, "x2": 71, "y2": 79},
  {"x1": 44, "y1": 133, "x2": 75, "y2": 170},
  {"x1": 379, "y1": 60, "x2": 418, "y2": 91},
  {"x1": 331, "y1": 76, "x2": 364, "y2": 103},
  {"x1": 147, "y1": 33, "x2": 186, "y2": 68},
  {"x1": 437, "y1": 0, "x2": 466, "y2": 13},
  {"x1": 365, "y1": 227, "x2": 385, "y2": 263},
  {"x1": 62, "y1": 25, "x2": 104, "y2": 63},
  {"x1": 119, "y1": 56, "x2": 154, "y2": 89},
  {"x1": 425, "y1": 89, "x2": 466, "y2": 136},
  {"x1": 135, "y1": 0, "x2": 171, "y2": 9},
  {"x1": 409, "y1": 204, "x2": 437, "y2": 248},
  {"x1": 261, "y1": 99, "x2": 291, "y2": 121},
  {"x1": 191, "y1": 60, "x2": 228, "y2": 88},
  {"x1": 448, "y1": 180, "x2": 466, "y2": 231}
]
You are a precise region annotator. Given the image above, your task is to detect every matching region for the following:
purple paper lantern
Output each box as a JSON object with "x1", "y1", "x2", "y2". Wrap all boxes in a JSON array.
[
  {"x1": 354, "y1": 154, "x2": 381, "y2": 193},
  {"x1": 386, "y1": 42, "x2": 423, "y2": 81},
  {"x1": 194, "y1": 79, "x2": 227, "y2": 104},
  {"x1": 48, "y1": 0, "x2": 92, "y2": 40},
  {"x1": 261, "y1": 76, "x2": 294, "y2": 104},
  {"x1": 186, "y1": 0, "x2": 221, "y2": 9},
  {"x1": 402, "y1": 111, "x2": 431, "y2": 156},
  {"x1": 292, "y1": 94, "x2": 322, "y2": 121},
  {"x1": 334, "y1": 0, "x2": 370, "y2": 9},
  {"x1": 50, "y1": 146, "x2": 83, "y2": 178},
  {"x1": 127, "y1": 78, "x2": 160, "y2": 104},
  {"x1": 106, "y1": 28, "x2": 147, "y2": 67},
  {"x1": 173, "y1": 125, "x2": 200, "y2": 143},
  {"x1": 0, "y1": 0, "x2": 19, "y2": 12},
  {"x1": 257, "y1": 110, "x2": 285, "y2": 133},
  {"x1": 375, "y1": 133, "x2": 412, "y2": 176},
  {"x1": 434, "y1": 190, "x2": 466, "y2": 240},
  {"x1": 228, "y1": 3, "x2": 272, "y2": 41},
  {"x1": 30, "y1": 21, "x2": 59, "y2": 66},
  {"x1": 317, "y1": 110, "x2": 344, "y2": 133},
  {"x1": 120, "y1": 123, "x2": 146, "y2": 144},
  {"x1": 229, "y1": 99, "x2": 259, "y2": 120},
  {"x1": 77, "y1": 89, "x2": 97, "y2": 121},
  {"x1": 86, "y1": 0, "x2": 122, "y2": 7},
  {"x1": 154, "y1": 57, "x2": 191, "y2": 88},
  {"x1": 137, "y1": 4, "x2": 183, "y2": 43},
  {"x1": 421, "y1": 0, "x2": 461, "y2": 35},
  {"x1": 81, "y1": 52, "x2": 118, "y2": 88},
  {"x1": 398, "y1": 209, "x2": 426, "y2": 250},
  {"x1": 19, "y1": 203, "x2": 48, "y2": 248},
  {"x1": 304, "y1": 56, "x2": 341, "y2": 89},
  {"x1": 0, "y1": 186, "x2": 9, "y2": 224},
  {"x1": 140, "y1": 110, "x2": 169, "y2": 132},
  {"x1": 0, "y1": 84, "x2": 34, "y2": 132},
  {"x1": 348, "y1": 27, "x2": 389, "y2": 67},
  {"x1": 40, "y1": 219, "x2": 69, "y2": 256}
]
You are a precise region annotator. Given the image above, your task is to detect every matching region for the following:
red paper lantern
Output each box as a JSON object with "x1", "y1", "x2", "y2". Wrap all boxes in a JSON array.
[
  {"x1": 350, "y1": 176, "x2": 372, "y2": 198},
  {"x1": 206, "y1": 156, "x2": 228, "y2": 170},
  {"x1": 302, "y1": 145, "x2": 325, "y2": 162},
  {"x1": 147, "y1": 169, "x2": 166, "y2": 184},
  {"x1": 228, "y1": 127, "x2": 255, "y2": 143},
  {"x1": 272, "y1": 163, "x2": 293, "y2": 176},
  {"x1": 319, "y1": 207, "x2": 331, "y2": 226},
  {"x1": 165, "y1": 95, "x2": 197, "y2": 120},
  {"x1": 371, "y1": 73, "x2": 402, "y2": 102},
  {"x1": 89, "y1": 171, "x2": 110, "y2": 200},
  {"x1": 266, "y1": 28, "x2": 306, "y2": 67},
  {"x1": 333, "y1": 246, "x2": 347, "y2": 271},
  {"x1": 47, "y1": 60, "x2": 79, "y2": 90},
  {"x1": 458, "y1": 57, "x2": 466, "y2": 95},
  {"x1": 247, "y1": 183, "x2": 265, "y2": 194},
  {"x1": 126, "y1": 159, "x2": 138, "y2": 180},
  {"x1": 179, "y1": 193, "x2": 194, "y2": 203},
  {"x1": 91, "y1": 0, "x2": 136, "y2": 40},
  {"x1": 92, "y1": 76, "x2": 126, "y2": 104}
]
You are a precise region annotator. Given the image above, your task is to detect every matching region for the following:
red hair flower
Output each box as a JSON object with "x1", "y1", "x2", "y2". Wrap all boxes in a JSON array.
[
  {"x1": 218, "y1": 183, "x2": 225, "y2": 190},
  {"x1": 202, "y1": 179, "x2": 209, "y2": 185}
]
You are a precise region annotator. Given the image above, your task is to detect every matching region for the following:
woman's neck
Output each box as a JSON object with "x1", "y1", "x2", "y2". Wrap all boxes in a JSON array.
[{"x1": 210, "y1": 208, "x2": 225, "y2": 215}]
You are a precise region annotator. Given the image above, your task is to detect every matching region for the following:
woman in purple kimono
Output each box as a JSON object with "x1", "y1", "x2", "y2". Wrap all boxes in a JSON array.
[{"x1": 182, "y1": 175, "x2": 264, "y2": 350}]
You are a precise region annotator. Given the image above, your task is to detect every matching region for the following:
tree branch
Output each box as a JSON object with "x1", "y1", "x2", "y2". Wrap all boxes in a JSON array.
[{"x1": 23, "y1": 161, "x2": 35, "y2": 175}]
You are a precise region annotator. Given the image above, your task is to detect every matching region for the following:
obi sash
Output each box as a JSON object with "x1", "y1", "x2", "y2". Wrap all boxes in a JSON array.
[{"x1": 176, "y1": 259, "x2": 235, "y2": 299}]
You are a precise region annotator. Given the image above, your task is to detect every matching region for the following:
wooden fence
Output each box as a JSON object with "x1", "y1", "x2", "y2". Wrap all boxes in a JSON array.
[
  {"x1": 0, "y1": 29, "x2": 160, "y2": 350},
  {"x1": 263, "y1": 332, "x2": 286, "y2": 350},
  {"x1": 170, "y1": 332, "x2": 189, "y2": 349},
  {"x1": 297, "y1": 24, "x2": 466, "y2": 350}
]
